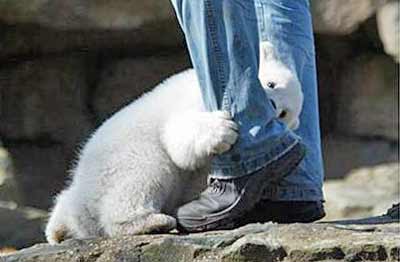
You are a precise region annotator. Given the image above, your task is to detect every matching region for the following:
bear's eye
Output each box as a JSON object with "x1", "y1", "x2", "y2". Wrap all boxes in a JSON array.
[{"x1": 267, "y1": 82, "x2": 276, "y2": 89}]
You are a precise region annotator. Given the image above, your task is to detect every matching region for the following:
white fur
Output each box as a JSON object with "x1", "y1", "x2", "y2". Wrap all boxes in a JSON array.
[{"x1": 45, "y1": 41, "x2": 303, "y2": 244}]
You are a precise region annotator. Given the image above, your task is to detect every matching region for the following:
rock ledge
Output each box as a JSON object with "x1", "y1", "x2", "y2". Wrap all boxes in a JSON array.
[{"x1": 2, "y1": 216, "x2": 399, "y2": 262}]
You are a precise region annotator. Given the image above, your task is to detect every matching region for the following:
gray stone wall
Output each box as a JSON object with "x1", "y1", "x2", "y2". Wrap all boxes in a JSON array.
[{"x1": 0, "y1": 0, "x2": 398, "y2": 210}]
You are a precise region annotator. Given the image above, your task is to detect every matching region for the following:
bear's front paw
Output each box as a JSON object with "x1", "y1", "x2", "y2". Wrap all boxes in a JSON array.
[
  {"x1": 162, "y1": 111, "x2": 239, "y2": 170},
  {"x1": 194, "y1": 111, "x2": 239, "y2": 155}
]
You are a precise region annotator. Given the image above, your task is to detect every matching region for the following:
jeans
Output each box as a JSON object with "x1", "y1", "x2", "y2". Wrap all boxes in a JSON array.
[{"x1": 170, "y1": 0, "x2": 324, "y2": 201}]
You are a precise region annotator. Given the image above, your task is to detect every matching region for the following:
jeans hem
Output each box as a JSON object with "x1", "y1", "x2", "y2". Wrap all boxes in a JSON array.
[{"x1": 210, "y1": 131, "x2": 301, "y2": 178}]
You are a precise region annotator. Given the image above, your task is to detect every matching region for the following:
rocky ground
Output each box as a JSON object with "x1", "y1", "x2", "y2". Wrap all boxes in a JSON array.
[
  {"x1": 0, "y1": 201, "x2": 46, "y2": 249},
  {"x1": 2, "y1": 205, "x2": 399, "y2": 262},
  {"x1": 0, "y1": 162, "x2": 398, "y2": 260},
  {"x1": 323, "y1": 163, "x2": 399, "y2": 220},
  {"x1": 1, "y1": 154, "x2": 398, "y2": 251}
]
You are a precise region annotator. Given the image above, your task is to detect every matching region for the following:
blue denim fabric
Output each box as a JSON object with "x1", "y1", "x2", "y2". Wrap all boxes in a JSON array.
[
  {"x1": 255, "y1": 0, "x2": 324, "y2": 201},
  {"x1": 170, "y1": 0, "x2": 324, "y2": 201}
]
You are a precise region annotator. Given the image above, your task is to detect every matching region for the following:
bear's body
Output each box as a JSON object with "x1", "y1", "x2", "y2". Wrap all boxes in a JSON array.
[{"x1": 46, "y1": 43, "x2": 303, "y2": 244}]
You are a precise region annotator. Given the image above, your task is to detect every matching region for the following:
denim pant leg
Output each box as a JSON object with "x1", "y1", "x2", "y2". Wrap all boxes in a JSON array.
[
  {"x1": 256, "y1": 0, "x2": 324, "y2": 201},
  {"x1": 170, "y1": 0, "x2": 302, "y2": 178}
]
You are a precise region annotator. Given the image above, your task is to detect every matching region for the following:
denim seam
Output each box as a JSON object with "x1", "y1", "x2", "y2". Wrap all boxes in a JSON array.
[
  {"x1": 204, "y1": 0, "x2": 229, "y2": 110},
  {"x1": 255, "y1": 0, "x2": 267, "y2": 41},
  {"x1": 259, "y1": 1, "x2": 314, "y2": 63}
]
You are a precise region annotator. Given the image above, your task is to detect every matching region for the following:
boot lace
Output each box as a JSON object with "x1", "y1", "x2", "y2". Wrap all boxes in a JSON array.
[{"x1": 209, "y1": 179, "x2": 225, "y2": 194}]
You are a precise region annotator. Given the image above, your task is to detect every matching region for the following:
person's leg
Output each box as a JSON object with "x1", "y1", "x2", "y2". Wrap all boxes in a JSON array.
[
  {"x1": 243, "y1": 0, "x2": 325, "y2": 223},
  {"x1": 170, "y1": 0, "x2": 305, "y2": 232}
]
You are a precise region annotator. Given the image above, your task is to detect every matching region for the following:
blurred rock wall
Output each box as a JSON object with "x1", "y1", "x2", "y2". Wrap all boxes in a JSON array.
[{"x1": 0, "y1": 0, "x2": 398, "y2": 209}]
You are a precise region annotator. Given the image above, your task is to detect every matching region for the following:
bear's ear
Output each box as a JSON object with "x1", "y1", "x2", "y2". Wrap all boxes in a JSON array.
[
  {"x1": 258, "y1": 41, "x2": 276, "y2": 83},
  {"x1": 259, "y1": 41, "x2": 276, "y2": 63}
]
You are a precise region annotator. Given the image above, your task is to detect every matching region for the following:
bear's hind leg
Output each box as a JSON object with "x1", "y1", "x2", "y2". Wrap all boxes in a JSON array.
[
  {"x1": 104, "y1": 212, "x2": 176, "y2": 237},
  {"x1": 99, "y1": 173, "x2": 178, "y2": 237}
]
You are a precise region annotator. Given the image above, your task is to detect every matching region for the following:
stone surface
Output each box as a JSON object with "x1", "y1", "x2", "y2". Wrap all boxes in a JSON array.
[
  {"x1": 322, "y1": 135, "x2": 398, "y2": 179},
  {"x1": 0, "y1": 56, "x2": 93, "y2": 148},
  {"x1": 335, "y1": 54, "x2": 399, "y2": 141},
  {"x1": 93, "y1": 53, "x2": 190, "y2": 122},
  {"x1": 0, "y1": 146, "x2": 21, "y2": 204},
  {"x1": 0, "y1": 1, "x2": 183, "y2": 61},
  {"x1": 0, "y1": 201, "x2": 47, "y2": 249},
  {"x1": 323, "y1": 163, "x2": 399, "y2": 220},
  {"x1": 0, "y1": 23, "x2": 184, "y2": 62},
  {"x1": 377, "y1": 0, "x2": 400, "y2": 62},
  {"x1": 2, "y1": 219, "x2": 399, "y2": 262},
  {"x1": 0, "y1": 0, "x2": 174, "y2": 31},
  {"x1": 310, "y1": 0, "x2": 388, "y2": 34},
  {"x1": 7, "y1": 143, "x2": 69, "y2": 209}
]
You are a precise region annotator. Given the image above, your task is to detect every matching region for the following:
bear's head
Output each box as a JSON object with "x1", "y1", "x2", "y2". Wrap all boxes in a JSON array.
[{"x1": 258, "y1": 41, "x2": 303, "y2": 130}]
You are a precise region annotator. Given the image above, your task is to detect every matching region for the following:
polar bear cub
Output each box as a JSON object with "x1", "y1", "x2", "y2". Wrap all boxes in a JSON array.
[{"x1": 45, "y1": 42, "x2": 303, "y2": 244}]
